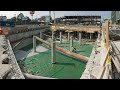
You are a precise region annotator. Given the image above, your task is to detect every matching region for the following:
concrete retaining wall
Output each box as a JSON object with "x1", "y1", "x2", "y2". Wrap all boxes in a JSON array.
[
  {"x1": 9, "y1": 26, "x2": 49, "y2": 50},
  {"x1": 110, "y1": 30, "x2": 120, "y2": 34}
]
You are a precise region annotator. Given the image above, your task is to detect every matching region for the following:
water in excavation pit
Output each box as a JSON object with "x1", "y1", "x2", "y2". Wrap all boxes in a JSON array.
[{"x1": 16, "y1": 38, "x2": 93, "y2": 79}]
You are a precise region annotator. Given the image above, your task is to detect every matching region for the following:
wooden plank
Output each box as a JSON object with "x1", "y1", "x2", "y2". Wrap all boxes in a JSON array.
[
  {"x1": 97, "y1": 67, "x2": 105, "y2": 79},
  {"x1": 102, "y1": 65, "x2": 109, "y2": 79},
  {"x1": 112, "y1": 56, "x2": 120, "y2": 73},
  {"x1": 100, "y1": 47, "x2": 110, "y2": 66}
]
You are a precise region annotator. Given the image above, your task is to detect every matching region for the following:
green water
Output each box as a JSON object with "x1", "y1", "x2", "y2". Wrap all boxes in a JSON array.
[{"x1": 19, "y1": 38, "x2": 93, "y2": 79}]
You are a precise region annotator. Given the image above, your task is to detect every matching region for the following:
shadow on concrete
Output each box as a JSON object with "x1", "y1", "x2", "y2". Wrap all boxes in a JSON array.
[
  {"x1": 76, "y1": 51, "x2": 85, "y2": 53},
  {"x1": 55, "y1": 62, "x2": 75, "y2": 66}
]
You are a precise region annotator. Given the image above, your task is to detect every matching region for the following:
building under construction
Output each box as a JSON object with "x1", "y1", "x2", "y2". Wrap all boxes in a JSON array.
[
  {"x1": 60, "y1": 15, "x2": 101, "y2": 25},
  {"x1": 0, "y1": 13, "x2": 120, "y2": 79},
  {"x1": 111, "y1": 11, "x2": 120, "y2": 24}
]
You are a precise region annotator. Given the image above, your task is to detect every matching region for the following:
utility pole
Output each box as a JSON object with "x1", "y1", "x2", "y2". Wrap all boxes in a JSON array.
[
  {"x1": 20, "y1": 11, "x2": 22, "y2": 25},
  {"x1": 54, "y1": 11, "x2": 55, "y2": 24},
  {"x1": 14, "y1": 14, "x2": 16, "y2": 22},
  {"x1": 49, "y1": 11, "x2": 51, "y2": 23}
]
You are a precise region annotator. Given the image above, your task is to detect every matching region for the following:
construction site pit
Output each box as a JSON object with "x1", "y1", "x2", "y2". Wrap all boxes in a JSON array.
[{"x1": 15, "y1": 37, "x2": 94, "y2": 79}]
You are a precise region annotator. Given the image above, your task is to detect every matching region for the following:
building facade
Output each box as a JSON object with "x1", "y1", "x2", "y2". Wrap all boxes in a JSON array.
[
  {"x1": 0, "y1": 16, "x2": 7, "y2": 21},
  {"x1": 111, "y1": 11, "x2": 120, "y2": 24},
  {"x1": 60, "y1": 15, "x2": 101, "y2": 26},
  {"x1": 38, "y1": 16, "x2": 51, "y2": 24}
]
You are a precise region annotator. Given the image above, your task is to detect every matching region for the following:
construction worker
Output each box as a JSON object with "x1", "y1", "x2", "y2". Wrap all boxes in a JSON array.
[{"x1": 71, "y1": 47, "x2": 76, "y2": 53}]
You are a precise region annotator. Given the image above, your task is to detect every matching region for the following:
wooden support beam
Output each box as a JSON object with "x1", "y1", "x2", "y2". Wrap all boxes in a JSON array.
[
  {"x1": 100, "y1": 47, "x2": 110, "y2": 66},
  {"x1": 106, "y1": 20, "x2": 110, "y2": 49},
  {"x1": 34, "y1": 36, "x2": 89, "y2": 62},
  {"x1": 43, "y1": 33, "x2": 52, "y2": 38}
]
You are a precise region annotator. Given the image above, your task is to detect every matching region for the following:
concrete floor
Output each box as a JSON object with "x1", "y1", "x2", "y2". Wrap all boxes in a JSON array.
[{"x1": 15, "y1": 45, "x2": 48, "y2": 60}]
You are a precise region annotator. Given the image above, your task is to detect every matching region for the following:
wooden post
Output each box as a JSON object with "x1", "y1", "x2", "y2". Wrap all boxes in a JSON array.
[{"x1": 106, "y1": 20, "x2": 110, "y2": 49}]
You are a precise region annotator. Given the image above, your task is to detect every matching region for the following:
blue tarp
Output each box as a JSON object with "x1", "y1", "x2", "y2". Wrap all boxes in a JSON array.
[{"x1": 0, "y1": 21, "x2": 15, "y2": 27}]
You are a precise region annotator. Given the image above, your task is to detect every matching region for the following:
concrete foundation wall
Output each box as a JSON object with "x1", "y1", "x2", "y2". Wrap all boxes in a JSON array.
[
  {"x1": 11, "y1": 37, "x2": 33, "y2": 51},
  {"x1": 9, "y1": 29, "x2": 48, "y2": 43},
  {"x1": 111, "y1": 30, "x2": 120, "y2": 34},
  {"x1": 9, "y1": 27, "x2": 49, "y2": 51}
]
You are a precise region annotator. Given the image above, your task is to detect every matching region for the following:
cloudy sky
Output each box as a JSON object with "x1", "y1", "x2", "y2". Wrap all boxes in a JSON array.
[{"x1": 0, "y1": 11, "x2": 111, "y2": 20}]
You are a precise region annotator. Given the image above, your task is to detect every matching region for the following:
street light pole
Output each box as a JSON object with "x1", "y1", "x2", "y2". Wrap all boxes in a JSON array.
[
  {"x1": 54, "y1": 11, "x2": 55, "y2": 23},
  {"x1": 36, "y1": 13, "x2": 41, "y2": 19},
  {"x1": 49, "y1": 11, "x2": 51, "y2": 23}
]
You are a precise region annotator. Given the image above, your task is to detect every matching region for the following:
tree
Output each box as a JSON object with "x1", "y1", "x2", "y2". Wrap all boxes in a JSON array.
[
  {"x1": 11, "y1": 17, "x2": 16, "y2": 22},
  {"x1": 17, "y1": 13, "x2": 24, "y2": 21}
]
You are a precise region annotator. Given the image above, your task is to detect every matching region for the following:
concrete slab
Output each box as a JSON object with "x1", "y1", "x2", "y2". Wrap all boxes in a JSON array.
[
  {"x1": 0, "y1": 54, "x2": 9, "y2": 64},
  {"x1": 27, "y1": 45, "x2": 48, "y2": 58},
  {"x1": 15, "y1": 45, "x2": 48, "y2": 60},
  {"x1": 0, "y1": 64, "x2": 11, "y2": 78}
]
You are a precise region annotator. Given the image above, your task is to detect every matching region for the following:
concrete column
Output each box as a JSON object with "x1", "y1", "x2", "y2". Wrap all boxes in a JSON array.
[
  {"x1": 60, "y1": 31, "x2": 62, "y2": 44},
  {"x1": 68, "y1": 32, "x2": 70, "y2": 42},
  {"x1": 40, "y1": 31, "x2": 42, "y2": 39},
  {"x1": 52, "y1": 31, "x2": 56, "y2": 64},
  {"x1": 33, "y1": 37, "x2": 36, "y2": 52},
  {"x1": 98, "y1": 33, "x2": 100, "y2": 39},
  {"x1": 70, "y1": 36, "x2": 73, "y2": 51},
  {"x1": 79, "y1": 32, "x2": 82, "y2": 45},
  {"x1": 90, "y1": 33, "x2": 92, "y2": 40}
]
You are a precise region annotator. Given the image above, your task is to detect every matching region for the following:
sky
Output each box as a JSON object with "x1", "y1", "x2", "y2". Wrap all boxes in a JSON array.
[{"x1": 0, "y1": 11, "x2": 111, "y2": 20}]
